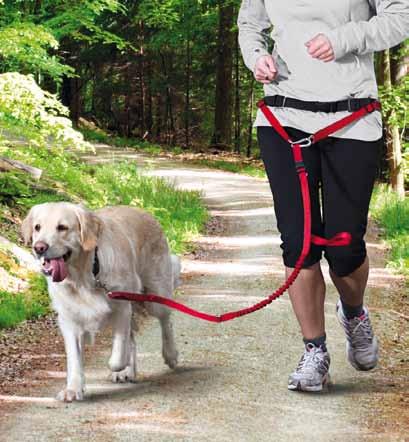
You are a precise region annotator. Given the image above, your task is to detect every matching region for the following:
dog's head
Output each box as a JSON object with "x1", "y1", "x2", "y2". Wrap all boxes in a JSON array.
[{"x1": 22, "y1": 202, "x2": 102, "y2": 283}]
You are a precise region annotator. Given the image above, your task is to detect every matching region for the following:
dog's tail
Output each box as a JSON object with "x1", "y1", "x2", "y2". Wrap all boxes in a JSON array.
[{"x1": 171, "y1": 254, "x2": 182, "y2": 290}]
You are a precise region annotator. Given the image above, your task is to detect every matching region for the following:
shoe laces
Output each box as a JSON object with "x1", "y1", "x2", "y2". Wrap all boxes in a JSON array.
[
  {"x1": 296, "y1": 343, "x2": 327, "y2": 373},
  {"x1": 345, "y1": 312, "x2": 373, "y2": 349}
]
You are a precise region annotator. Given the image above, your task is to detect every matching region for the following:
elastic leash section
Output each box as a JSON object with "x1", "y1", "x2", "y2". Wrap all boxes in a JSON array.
[{"x1": 108, "y1": 99, "x2": 381, "y2": 323}]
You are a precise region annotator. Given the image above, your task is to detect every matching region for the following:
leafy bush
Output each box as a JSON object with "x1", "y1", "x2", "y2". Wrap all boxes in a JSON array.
[
  {"x1": 0, "y1": 22, "x2": 73, "y2": 80},
  {"x1": 371, "y1": 185, "x2": 409, "y2": 276},
  {"x1": 0, "y1": 171, "x2": 34, "y2": 206},
  {"x1": 0, "y1": 73, "x2": 90, "y2": 150}
]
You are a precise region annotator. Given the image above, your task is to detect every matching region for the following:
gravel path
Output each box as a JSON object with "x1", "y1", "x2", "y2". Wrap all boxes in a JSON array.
[{"x1": 1, "y1": 146, "x2": 406, "y2": 441}]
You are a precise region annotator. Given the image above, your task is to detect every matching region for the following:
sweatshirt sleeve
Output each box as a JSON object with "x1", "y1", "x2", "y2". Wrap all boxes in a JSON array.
[
  {"x1": 326, "y1": 0, "x2": 409, "y2": 60},
  {"x1": 237, "y1": 0, "x2": 272, "y2": 72}
]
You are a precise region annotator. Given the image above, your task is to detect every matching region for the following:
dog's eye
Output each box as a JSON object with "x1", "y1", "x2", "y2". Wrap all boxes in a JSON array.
[
  {"x1": 34, "y1": 224, "x2": 41, "y2": 232},
  {"x1": 57, "y1": 224, "x2": 69, "y2": 232}
]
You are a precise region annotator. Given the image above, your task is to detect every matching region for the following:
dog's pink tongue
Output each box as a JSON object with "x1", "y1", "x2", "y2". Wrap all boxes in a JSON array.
[{"x1": 49, "y1": 258, "x2": 68, "y2": 282}]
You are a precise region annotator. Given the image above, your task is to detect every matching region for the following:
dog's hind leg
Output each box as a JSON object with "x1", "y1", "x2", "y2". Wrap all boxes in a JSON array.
[
  {"x1": 159, "y1": 312, "x2": 178, "y2": 369},
  {"x1": 112, "y1": 330, "x2": 137, "y2": 383},
  {"x1": 145, "y1": 296, "x2": 178, "y2": 369},
  {"x1": 144, "y1": 255, "x2": 179, "y2": 369},
  {"x1": 109, "y1": 301, "x2": 132, "y2": 373}
]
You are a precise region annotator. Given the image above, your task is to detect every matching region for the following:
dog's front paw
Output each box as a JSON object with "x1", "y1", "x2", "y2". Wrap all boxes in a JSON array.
[
  {"x1": 111, "y1": 365, "x2": 137, "y2": 383},
  {"x1": 109, "y1": 351, "x2": 129, "y2": 372},
  {"x1": 56, "y1": 388, "x2": 84, "y2": 403}
]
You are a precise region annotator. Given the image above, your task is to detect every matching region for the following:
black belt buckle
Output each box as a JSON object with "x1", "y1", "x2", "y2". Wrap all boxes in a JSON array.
[{"x1": 347, "y1": 97, "x2": 353, "y2": 113}]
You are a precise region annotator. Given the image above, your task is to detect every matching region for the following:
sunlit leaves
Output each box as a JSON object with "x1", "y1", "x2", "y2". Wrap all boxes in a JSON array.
[
  {"x1": 0, "y1": 22, "x2": 73, "y2": 80},
  {"x1": 0, "y1": 73, "x2": 90, "y2": 150}
]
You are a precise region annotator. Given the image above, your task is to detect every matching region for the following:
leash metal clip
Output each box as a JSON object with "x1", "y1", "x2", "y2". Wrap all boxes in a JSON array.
[{"x1": 290, "y1": 135, "x2": 314, "y2": 148}]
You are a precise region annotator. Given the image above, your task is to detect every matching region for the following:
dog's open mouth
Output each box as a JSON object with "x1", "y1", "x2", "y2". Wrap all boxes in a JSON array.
[{"x1": 41, "y1": 250, "x2": 72, "y2": 283}]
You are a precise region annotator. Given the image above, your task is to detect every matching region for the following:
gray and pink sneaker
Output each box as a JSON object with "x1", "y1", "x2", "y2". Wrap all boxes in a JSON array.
[{"x1": 336, "y1": 300, "x2": 379, "y2": 371}]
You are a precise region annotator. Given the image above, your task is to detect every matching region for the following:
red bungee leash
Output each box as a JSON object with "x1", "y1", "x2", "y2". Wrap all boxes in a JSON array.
[{"x1": 108, "y1": 100, "x2": 381, "y2": 323}]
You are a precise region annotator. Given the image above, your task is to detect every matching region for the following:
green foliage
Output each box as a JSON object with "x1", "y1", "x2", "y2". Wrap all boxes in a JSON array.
[
  {"x1": 0, "y1": 171, "x2": 34, "y2": 206},
  {"x1": 0, "y1": 169, "x2": 68, "y2": 210},
  {"x1": 371, "y1": 185, "x2": 409, "y2": 276},
  {"x1": 43, "y1": 0, "x2": 129, "y2": 49},
  {"x1": 378, "y1": 74, "x2": 409, "y2": 128},
  {"x1": 0, "y1": 73, "x2": 90, "y2": 149},
  {"x1": 0, "y1": 22, "x2": 74, "y2": 80},
  {"x1": 0, "y1": 274, "x2": 49, "y2": 330},
  {"x1": 0, "y1": 291, "x2": 26, "y2": 329}
]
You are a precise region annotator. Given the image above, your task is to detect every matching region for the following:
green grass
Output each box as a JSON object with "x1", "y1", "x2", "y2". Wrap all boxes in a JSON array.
[
  {"x1": 188, "y1": 158, "x2": 266, "y2": 179},
  {"x1": 371, "y1": 185, "x2": 409, "y2": 276},
  {"x1": 81, "y1": 126, "x2": 183, "y2": 155},
  {"x1": 0, "y1": 274, "x2": 49, "y2": 330}
]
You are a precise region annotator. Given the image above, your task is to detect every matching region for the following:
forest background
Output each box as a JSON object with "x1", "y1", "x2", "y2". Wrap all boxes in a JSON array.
[
  {"x1": 0, "y1": 0, "x2": 408, "y2": 293},
  {"x1": 0, "y1": 0, "x2": 407, "y2": 186}
]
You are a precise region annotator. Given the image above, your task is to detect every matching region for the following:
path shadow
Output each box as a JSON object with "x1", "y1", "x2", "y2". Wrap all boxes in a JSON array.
[
  {"x1": 85, "y1": 365, "x2": 216, "y2": 403},
  {"x1": 328, "y1": 378, "x2": 408, "y2": 396}
]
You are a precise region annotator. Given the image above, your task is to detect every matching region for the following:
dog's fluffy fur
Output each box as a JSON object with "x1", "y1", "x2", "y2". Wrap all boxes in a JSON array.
[{"x1": 22, "y1": 202, "x2": 180, "y2": 402}]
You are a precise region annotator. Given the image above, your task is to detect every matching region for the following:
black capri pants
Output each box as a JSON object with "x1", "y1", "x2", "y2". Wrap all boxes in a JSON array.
[{"x1": 257, "y1": 125, "x2": 382, "y2": 277}]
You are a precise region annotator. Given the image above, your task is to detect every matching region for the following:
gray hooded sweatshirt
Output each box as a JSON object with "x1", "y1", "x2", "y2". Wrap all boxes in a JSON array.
[{"x1": 238, "y1": 0, "x2": 409, "y2": 140}]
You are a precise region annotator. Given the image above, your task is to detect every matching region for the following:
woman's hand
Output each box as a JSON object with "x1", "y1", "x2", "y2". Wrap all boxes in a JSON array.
[
  {"x1": 305, "y1": 34, "x2": 335, "y2": 62},
  {"x1": 254, "y1": 55, "x2": 277, "y2": 84}
]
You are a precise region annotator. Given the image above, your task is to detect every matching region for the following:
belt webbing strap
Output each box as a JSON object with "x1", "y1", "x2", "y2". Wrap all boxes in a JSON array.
[{"x1": 263, "y1": 95, "x2": 378, "y2": 113}]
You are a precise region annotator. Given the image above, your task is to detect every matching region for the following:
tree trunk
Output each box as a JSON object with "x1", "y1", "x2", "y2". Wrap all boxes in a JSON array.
[
  {"x1": 160, "y1": 53, "x2": 176, "y2": 146},
  {"x1": 155, "y1": 93, "x2": 163, "y2": 140},
  {"x1": 383, "y1": 48, "x2": 405, "y2": 198},
  {"x1": 234, "y1": 32, "x2": 241, "y2": 154},
  {"x1": 145, "y1": 59, "x2": 153, "y2": 137},
  {"x1": 61, "y1": 76, "x2": 81, "y2": 126},
  {"x1": 0, "y1": 157, "x2": 42, "y2": 180},
  {"x1": 212, "y1": 1, "x2": 234, "y2": 149},
  {"x1": 185, "y1": 33, "x2": 191, "y2": 149},
  {"x1": 139, "y1": 22, "x2": 146, "y2": 138},
  {"x1": 247, "y1": 78, "x2": 255, "y2": 158}
]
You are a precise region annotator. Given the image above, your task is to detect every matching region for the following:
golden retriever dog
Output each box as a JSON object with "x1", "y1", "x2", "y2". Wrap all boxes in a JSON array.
[{"x1": 22, "y1": 202, "x2": 180, "y2": 402}]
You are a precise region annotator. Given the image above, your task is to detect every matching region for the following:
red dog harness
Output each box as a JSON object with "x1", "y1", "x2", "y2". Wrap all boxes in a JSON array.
[{"x1": 108, "y1": 100, "x2": 381, "y2": 323}]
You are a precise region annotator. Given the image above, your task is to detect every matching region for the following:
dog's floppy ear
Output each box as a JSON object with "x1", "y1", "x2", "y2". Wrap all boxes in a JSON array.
[
  {"x1": 21, "y1": 207, "x2": 35, "y2": 245},
  {"x1": 74, "y1": 206, "x2": 102, "y2": 252}
]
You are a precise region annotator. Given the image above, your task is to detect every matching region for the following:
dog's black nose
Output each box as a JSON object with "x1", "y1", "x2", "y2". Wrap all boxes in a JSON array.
[{"x1": 34, "y1": 241, "x2": 49, "y2": 255}]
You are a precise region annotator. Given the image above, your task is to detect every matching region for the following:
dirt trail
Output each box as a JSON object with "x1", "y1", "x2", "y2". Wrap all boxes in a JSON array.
[{"x1": 1, "y1": 146, "x2": 407, "y2": 441}]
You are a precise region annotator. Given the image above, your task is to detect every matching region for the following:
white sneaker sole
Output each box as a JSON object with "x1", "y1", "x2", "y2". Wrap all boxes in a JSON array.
[{"x1": 288, "y1": 373, "x2": 331, "y2": 392}]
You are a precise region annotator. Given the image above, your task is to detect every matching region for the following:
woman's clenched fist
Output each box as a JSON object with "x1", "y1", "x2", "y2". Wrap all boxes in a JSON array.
[{"x1": 254, "y1": 55, "x2": 277, "y2": 84}]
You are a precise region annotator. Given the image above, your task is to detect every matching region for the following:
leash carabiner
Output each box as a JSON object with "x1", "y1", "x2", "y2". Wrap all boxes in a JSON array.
[{"x1": 290, "y1": 135, "x2": 314, "y2": 148}]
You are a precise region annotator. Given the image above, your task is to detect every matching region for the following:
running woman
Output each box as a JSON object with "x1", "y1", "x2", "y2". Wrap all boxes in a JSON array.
[{"x1": 238, "y1": 0, "x2": 409, "y2": 391}]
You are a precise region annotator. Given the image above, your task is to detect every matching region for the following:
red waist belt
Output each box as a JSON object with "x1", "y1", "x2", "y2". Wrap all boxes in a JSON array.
[{"x1": 109, "y1": 99, "x2": 381, "y2": 323}]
